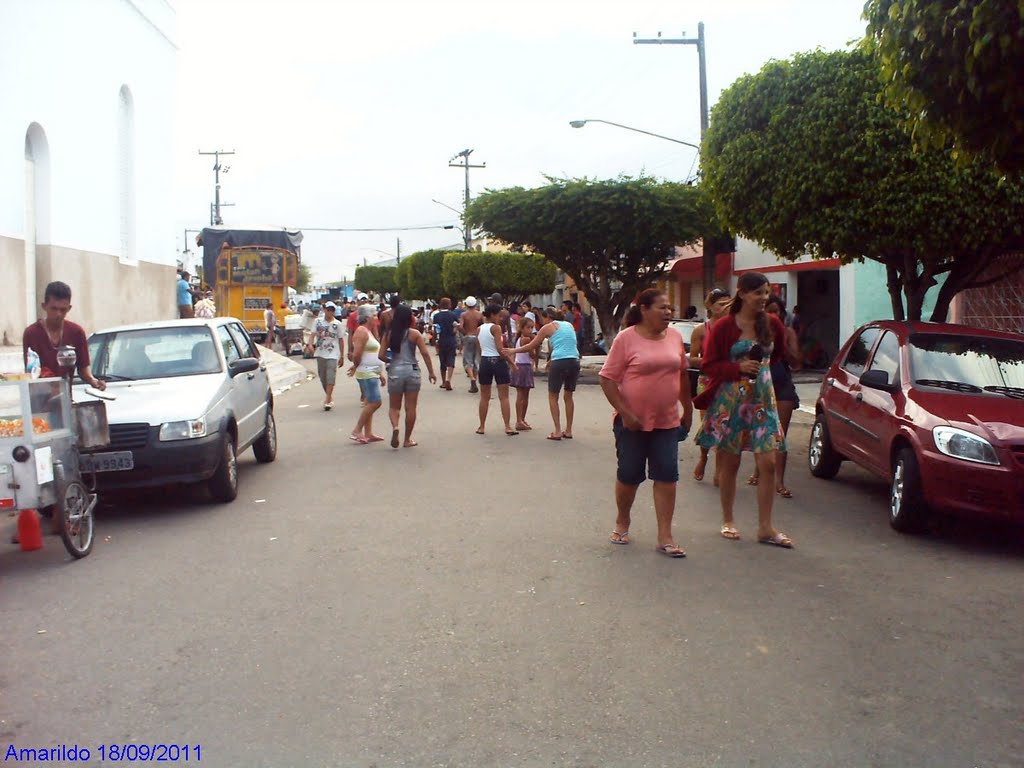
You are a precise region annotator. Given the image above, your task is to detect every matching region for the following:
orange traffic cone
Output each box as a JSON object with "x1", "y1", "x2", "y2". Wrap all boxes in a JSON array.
[{"x1": 18, "y1": 509, "x2": 43, "y2": 551}]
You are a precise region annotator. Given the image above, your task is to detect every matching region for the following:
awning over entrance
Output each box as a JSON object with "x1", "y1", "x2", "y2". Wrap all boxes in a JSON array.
[{"x1": 669, "y1": 252, "x2": 734, "y2": 282}]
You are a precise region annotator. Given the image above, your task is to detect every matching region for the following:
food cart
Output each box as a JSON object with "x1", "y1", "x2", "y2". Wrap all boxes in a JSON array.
[{"x1": 0, "y1": 375, "x2": 101, "y2": 558}]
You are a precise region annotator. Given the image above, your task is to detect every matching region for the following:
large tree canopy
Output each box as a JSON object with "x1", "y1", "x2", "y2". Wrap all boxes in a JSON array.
[
  {"x1": 354, "y1": 265, "x2": 397, "y2": 297},
  {"x1": 865, "y1": 0, "x2": 1024, "y2": 174},
  {"x1": 395, "y1": 249, "x2": 446, "y2": 301},
  {"x1": 465, "y1": 176, "x2": 719, "y2": 339},
  {"x1": 702, "y1": 48, "x2": 1024, "y2": 321},
  {"x1": 442, "y1": 251, "x2": 557, "y2": 303}
]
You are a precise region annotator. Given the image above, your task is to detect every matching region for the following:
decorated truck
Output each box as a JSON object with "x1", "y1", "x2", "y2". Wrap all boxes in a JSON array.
[{"x1": 197, "y1": 228, "x2": 303, "y2": 342}]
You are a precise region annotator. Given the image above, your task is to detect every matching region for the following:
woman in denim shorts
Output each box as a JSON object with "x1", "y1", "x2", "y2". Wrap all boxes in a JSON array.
[
  {"x1": 379, "y1": 304, "x2": 436, "y2": 448},
  {"x1": 599, "y1": 289, "x2": 693, "y2": 558}
]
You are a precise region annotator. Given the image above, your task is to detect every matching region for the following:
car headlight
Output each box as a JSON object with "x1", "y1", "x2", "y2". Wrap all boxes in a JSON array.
[
  {"x1": 932, "y1": 426, "x2": 999, "y2": 466},
  {"x1": 159, "y1": 418, "x2": 207, "y2": 442}
]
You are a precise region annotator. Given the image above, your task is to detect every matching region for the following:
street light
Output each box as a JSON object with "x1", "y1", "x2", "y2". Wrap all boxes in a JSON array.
[{"x1": 569, "y1": 119, "x2": 700, "y2": 150}]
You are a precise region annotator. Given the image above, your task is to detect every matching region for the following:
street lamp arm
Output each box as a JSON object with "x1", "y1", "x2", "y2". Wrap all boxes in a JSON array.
[{"x1": 569, "y1": 119, "x2": 700, "y2": 150}]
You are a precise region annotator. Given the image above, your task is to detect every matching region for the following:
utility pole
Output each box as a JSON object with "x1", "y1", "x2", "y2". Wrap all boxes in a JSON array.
[
  {"x1": 448, "y1": 149, "x2": 485, "y2": 252},
  {"x1": 634, "y1": 24, "x2": 715, "y2": 294},
  {"x1": 396, "y1": 237, "x2": 401, "y2": 264},
  {"x1": 198, "y1": 148, "x2": 235, "y2": 226}
]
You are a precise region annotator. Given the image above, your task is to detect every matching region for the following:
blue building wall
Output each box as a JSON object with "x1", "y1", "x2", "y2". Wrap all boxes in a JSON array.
[{"x1": 854, "y1": 259, "x2": 948, "y2": 326}]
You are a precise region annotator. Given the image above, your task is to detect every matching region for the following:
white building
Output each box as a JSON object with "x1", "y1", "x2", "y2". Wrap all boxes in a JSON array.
[{"x1": 0, "y1": 0, "x2": 177, "y2": 346}]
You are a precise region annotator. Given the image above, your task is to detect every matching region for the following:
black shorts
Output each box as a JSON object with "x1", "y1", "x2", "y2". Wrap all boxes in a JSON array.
[
  {"x1": 437, "y1": 343, "x2": 457, "y2": 370},
  {"x1": 770, "y1": 360, "x2": 799, "y2": 406},
  {"x1": 478, "y1": 356, "x2": 511, "y2": 386},
  {"x1": 612, "y1": 416, "x2": 680, "y2": 485},
  {"x1": 548, "y1": 358, "x2": 581, "y2": 394}
]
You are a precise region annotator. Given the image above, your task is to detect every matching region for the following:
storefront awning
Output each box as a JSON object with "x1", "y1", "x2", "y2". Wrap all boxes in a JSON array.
[{"x1": 669, "y1": 252, "x2": 733, "y2": 282}]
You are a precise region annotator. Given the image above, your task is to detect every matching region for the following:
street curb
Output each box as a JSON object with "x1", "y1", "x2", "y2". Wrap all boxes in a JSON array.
[{"x1": 260, "y1": 348, "x2": 307, "y2": 395}]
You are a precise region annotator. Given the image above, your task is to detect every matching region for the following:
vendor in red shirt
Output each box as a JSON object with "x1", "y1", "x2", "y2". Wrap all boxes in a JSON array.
[{"x1": 22, "y1": 280, "x2": 106, "y2": 390}]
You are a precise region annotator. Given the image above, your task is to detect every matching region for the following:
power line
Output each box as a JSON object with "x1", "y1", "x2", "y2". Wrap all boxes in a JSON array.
[{"x1": 288, "y1": 224, "x2": 455, "y2": 232}]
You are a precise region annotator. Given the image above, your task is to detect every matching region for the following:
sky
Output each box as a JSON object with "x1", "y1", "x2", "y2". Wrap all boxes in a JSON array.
[{"x1": 173, "y1": 0, "x2": 869, "y2": 284}]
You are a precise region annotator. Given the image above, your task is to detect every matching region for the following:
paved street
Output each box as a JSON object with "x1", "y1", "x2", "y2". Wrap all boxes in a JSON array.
[{"x1": 3, "y1": 357, "x2": 1022, "y2": 768}]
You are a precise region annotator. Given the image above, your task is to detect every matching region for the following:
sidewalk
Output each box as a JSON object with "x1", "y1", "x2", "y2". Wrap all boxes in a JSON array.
[{"x1": 0, "y1": 343, "x2": 308, "y2": 395}]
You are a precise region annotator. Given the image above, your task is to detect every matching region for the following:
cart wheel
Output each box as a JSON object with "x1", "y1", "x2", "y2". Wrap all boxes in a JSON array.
[{"x1": 60, "y1": 480, "x2": 94, "y2": 558}]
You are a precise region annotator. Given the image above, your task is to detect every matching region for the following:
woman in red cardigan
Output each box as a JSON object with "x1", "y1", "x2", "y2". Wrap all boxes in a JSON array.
[{"x1": 693, "y1": 271, "x2": 793, "y2": 548}]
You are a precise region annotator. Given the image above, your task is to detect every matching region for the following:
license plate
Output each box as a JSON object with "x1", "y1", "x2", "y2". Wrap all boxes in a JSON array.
[{"x1": 81, "y1": 451, "x2": 134, "y2": 473}]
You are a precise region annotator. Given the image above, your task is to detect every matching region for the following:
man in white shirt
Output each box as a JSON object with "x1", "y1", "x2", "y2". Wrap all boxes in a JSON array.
[{"x1": 305, "y1": 302, "x2": 345, "y2": 410}]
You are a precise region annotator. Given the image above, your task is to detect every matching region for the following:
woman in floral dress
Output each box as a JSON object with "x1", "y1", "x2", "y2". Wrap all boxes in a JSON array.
[{"x1": 694, "y1": 272, "x2": 793, "y2": 548}]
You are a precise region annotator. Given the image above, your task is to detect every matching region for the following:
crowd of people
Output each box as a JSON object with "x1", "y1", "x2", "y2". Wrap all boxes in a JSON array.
[{"x1": 301, "y1": 274, "x2": 798, "y2": 556}]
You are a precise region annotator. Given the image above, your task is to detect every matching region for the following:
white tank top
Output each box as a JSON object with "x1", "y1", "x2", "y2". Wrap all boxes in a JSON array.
[
  {"x1": 479, "y1": 323, "x2": 500, "y2": 356},
  {"x1": 355, "y1": 334, "x2": 382, "y2": 379}
]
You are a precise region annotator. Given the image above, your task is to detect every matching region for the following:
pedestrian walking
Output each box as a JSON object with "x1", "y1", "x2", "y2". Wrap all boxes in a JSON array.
[
  {"x1": 458, "y1": 296, "x2": 483, "y2": 393},
  {"x1": 599, "y1": 288, "x2": 693, "y2": 557},
  {"x1": 510, "y1": 315, "x2": 537, "y2": 431},
  {"x1": 432, "y1": 297, "x2": 460, "y2": 390},
  {"x1": 264, "y1": 304, "x2": 277, "y2": 351},
  {"x1": 347, "y1": 304, "x2": 386, "y2": 444},
  {"x1": 475, "y1": 303, "x2": 518, "y2": 436},
  {"x1": 379, "y1": 304, "x2": 437, "y2": 448},
  {"x1": 693, "y1": 271, "x2": 793, "y2": 548},
  {"x1": 748, "y1": 295, "x2": 803, "y2": 497},
  {"x1": 687, "y1": 288, "x2": 732, "y2": 485},
  {"x1": 509, "y1": 305, "x2": 580, "y2": 440},
  {"x1": 305, "y1": 301, "x2": 345, "y2": 411}
]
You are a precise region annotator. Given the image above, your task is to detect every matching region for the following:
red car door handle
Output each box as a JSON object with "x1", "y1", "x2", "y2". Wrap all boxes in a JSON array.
[{"x1": 855, "y1": 392, "x2": 863, "y2": 402}]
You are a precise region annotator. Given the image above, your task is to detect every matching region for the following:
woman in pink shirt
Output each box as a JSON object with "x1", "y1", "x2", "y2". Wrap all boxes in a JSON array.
[{"x1": 599, "y1": 289, "x2": 693, "y2": 558}]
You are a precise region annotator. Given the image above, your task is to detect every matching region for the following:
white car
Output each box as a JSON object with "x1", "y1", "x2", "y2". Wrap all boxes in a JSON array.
[
  {"x1": 668, "y1": 319, "x2": 702, "y2": 353},
  {"x1": 75, "y1": 318, "x2": 277, "y2": 502}
]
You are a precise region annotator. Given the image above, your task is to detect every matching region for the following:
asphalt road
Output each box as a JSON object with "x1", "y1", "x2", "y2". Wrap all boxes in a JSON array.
[{"x1": 3, "y1": 360, "x2": 1022, "y2": 768}]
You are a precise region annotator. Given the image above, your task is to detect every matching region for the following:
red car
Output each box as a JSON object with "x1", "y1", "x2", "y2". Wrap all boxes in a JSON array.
[{"x1": 808, "y1": 321, "x2": 1024, "y2": 531}]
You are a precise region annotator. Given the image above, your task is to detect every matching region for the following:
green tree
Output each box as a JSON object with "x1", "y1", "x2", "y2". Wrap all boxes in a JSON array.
[
  {"x1": 441, "y1": 251, "x2": 557, "y2": 304},
  {"x1": 395, "y1": 249, "x2": 446, "y2": 300},
  {"x1": 865, "y1": 0, "x2": 1024, "y2": 174},
  {"x1": 354, "y1": 265, "x2": 398, "y2": 297},
  {"x1": 702, "y1": 48, "x2": 1024, "y2": 321},
  {"x1": 296, "y1": 262, "x2": 312, "y2": 293},
  {"x1": 465, "y1": 176, "x2": 719, "y2": 339}
]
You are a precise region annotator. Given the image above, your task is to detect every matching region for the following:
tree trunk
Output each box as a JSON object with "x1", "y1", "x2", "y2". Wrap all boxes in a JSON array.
[{"x1": 885, "y1": 260, "x2": 906, "y2": 321}]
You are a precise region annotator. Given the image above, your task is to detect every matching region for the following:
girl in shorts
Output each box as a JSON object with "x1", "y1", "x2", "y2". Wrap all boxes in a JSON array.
[
  {"x1": 510, "y1": 316, "x2": 536, "y2": 431},
  {"x1": 379, "y1": 304, "x2": 437, "y2": 448}
]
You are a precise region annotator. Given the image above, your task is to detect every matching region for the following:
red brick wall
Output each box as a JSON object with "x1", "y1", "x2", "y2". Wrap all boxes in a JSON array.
[{"x1": 959, "y1": 254, "x2": 1024, "y2": 334}]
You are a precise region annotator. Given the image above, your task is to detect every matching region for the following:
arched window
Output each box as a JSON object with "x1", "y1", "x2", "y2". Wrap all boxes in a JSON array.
[
  {"x1": 118, "y1": 85, "x2": 136, "y2": 264},
  {"x1": 24, "y1": 122, "x2": 51, "y2": 323}
]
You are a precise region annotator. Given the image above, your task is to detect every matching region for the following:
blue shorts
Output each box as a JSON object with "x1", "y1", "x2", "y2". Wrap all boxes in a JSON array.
[
  {"x1": 357, "y1": 377, "x2": 382, "y2": 403},
  {"x1": 612, "y1": 416, "x2": 680, "y2": 485}
]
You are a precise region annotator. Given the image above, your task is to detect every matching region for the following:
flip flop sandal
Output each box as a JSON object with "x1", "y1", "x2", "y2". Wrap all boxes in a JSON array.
[
  {"x1": 609, "y1": 530, "x2": 630, "y2": 545},
  {"x1": 777, "y1": 486, "x2": 793, "y2": 498},
  {"x1": 475, "y1": 428, "x2": 485, "y2": 435},
  {"x1": 561, "y1": 433, "x2": 573, "y2": 439},
  {"x1": 366, "y1": 436, "x2": 385, "y2": 443},
  {"x1": 747, "y1": 475, "x2": 759, "y2": 486},
  {"x1": 546, "y1": 433, "x2": 562, "y2": 441},
  {"x1": 720, "y1": 525, "x2": 741, "y2": 540},
  {"x1": 758, "y1": 532, "x2": 794, "y2": 549},
  {"x1": 655, "y1": 543, "x2": 686, "y2": 558},
  {"x1": 390, "y1": 429, "x2": 400, "y2": 448},
  {"x1": 505, "y1": 430, "x2": 520, "y2": 436}
]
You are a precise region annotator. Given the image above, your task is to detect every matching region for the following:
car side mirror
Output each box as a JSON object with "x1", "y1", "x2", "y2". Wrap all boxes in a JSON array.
[
  {"x1": 229, "y1": 357, "x2": 260, "y2": 377},
  {"x1": 860, "y1": 369, "x2": 898, "y2": 393}
]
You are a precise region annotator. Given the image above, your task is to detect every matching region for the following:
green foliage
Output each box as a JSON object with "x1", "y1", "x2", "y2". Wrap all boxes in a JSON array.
[
  {"x1": 702, "y1": 48, "x2": 1024, "y2": 321},
  {"x1": 465, "y1": 176, "x2": 720, "y2": 337},
  {"x1": 394, "y1": 250, "x2": 446, "y2": 300},
  {"x1": 354, "y1": 265, "x2": 398, "y2": 296},
  {"x1": 296, "y1": 262, "x2": 312, "y2": 293},
  {"x1": 441, "y1": 251, "x2": 557, "y2": 302},
  {"x1": 865, "y1": 0, "x2": 1024, "y2": 174}
]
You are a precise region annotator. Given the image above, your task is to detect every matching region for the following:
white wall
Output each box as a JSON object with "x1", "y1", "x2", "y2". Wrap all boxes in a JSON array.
[{"x1": 0, "y1": 0, "x2": 176, "y2": 262}]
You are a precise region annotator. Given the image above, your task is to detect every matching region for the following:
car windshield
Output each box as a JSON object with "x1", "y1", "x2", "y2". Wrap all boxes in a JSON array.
[
  {"x1": 89, "y1": 327, "x2": 222, "y2": 381},
  {"x1": 909, "y1": 333, "x2": 1024, "y2": 396}
]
